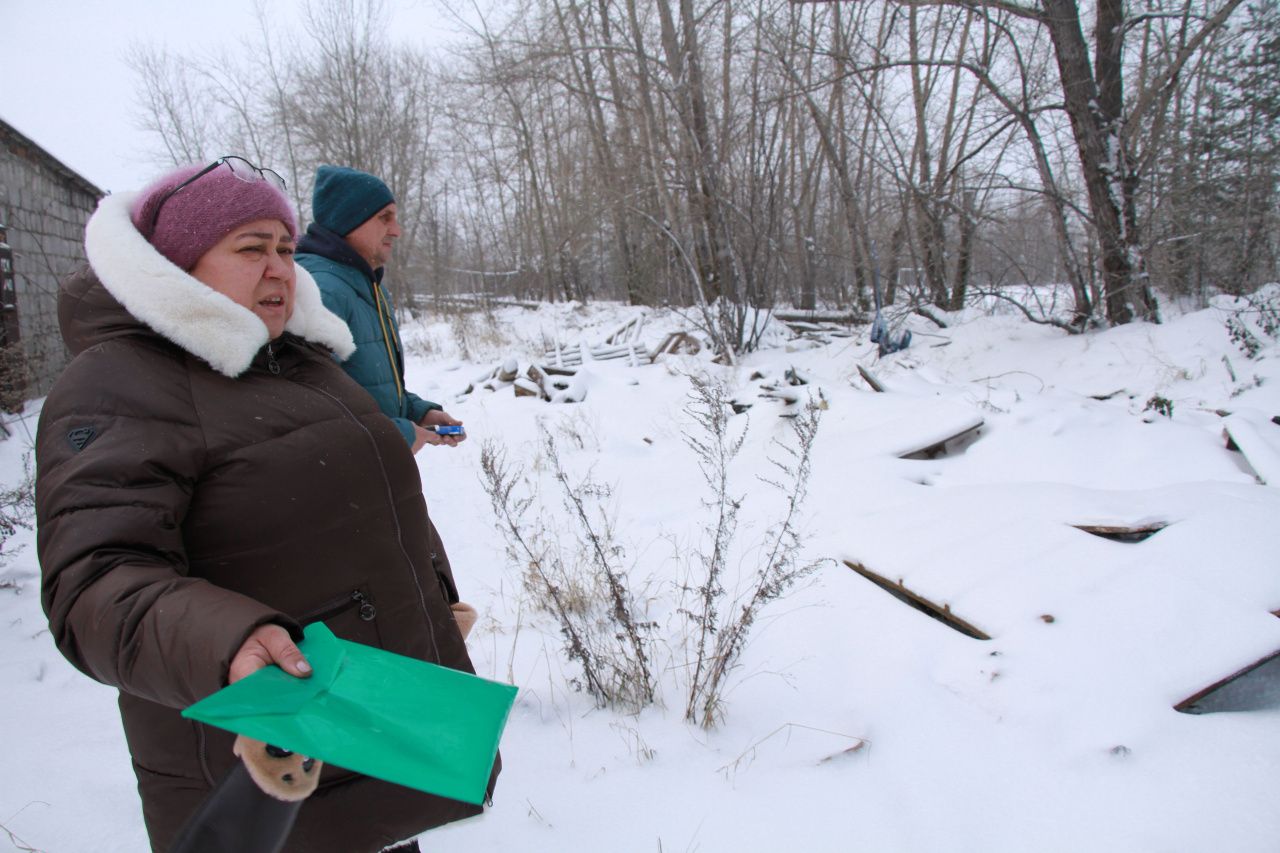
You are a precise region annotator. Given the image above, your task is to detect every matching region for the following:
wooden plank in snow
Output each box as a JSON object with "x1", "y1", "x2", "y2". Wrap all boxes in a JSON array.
[
  {"x1": 1175, "y1": 648, "x2": 1280, "y2": 714},
  {"x1": 1071, "y1": 522, "x2": 1169, "y2": 543},
  {"x1": 844, "y1": 560, "x2": 992, "y2": 640},
  {"x1": 857, "y1": 365, "x2": 886, "y2": 392},
  {"x1": 896, "y1": 416, "x2": 984, "y2": 460},
  {"x1": 1223, "y1": 413, "x2": 1280, "y2": 486}
]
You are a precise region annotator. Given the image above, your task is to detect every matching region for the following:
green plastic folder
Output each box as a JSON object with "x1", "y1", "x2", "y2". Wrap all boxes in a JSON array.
[{"x1": 182, "y1": 623, "x2": 517, "y2": 805}]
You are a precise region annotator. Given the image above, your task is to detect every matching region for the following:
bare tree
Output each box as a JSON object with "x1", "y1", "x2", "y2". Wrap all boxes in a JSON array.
[
  {"x1": 129, "y1": 0, "x2": 445, "y2": 305},
  {"x1": 131, "y1": 0, "x2": 1263, "y2": 328},
  {"x1": 127, "y1": 47, "x2": 215, "y2": 167}
]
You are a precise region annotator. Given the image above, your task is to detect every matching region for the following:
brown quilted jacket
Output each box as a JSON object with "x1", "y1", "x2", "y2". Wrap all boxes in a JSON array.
[{"x1": 35, "y1": 192, "x2": 497, "y2": 852}]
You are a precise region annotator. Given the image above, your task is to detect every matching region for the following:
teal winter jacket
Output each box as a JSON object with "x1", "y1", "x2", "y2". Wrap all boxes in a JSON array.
[{"x1": 297, "y1": 225, "x2": 439, "y2": 446}]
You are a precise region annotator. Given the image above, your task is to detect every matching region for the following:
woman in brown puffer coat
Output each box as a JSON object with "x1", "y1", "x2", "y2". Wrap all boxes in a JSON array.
[{"x1": 35, "y1": 158, "x2": 497, "y2": 853}]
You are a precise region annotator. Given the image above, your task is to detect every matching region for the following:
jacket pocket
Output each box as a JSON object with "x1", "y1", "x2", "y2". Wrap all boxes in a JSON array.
[
  {"x1": 294, "y1": 587, "x2": 382, "y2": 789},
  {"x1": 295, "y1": 587, "x2": 381, "y2": 648},
  {"x1": 436, "y1": 569, "x2": 459, "y2": 605}
]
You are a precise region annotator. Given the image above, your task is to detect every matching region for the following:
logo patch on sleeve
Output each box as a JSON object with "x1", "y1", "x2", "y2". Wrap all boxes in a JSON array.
[{"x1": 67, "y1": 426, "x2": 98, "y2": 452}]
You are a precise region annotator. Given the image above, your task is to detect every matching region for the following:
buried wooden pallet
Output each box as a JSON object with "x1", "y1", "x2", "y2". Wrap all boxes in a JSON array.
[
  {"x1": 544, "y1": 331, "x2": 702, "y2": 368},
  {"x1": 543, "y1": 340, "x2": 651, "y2": 368},
  {"x1": 604, "y1": 313, "x2": 646, "y2": 345}
]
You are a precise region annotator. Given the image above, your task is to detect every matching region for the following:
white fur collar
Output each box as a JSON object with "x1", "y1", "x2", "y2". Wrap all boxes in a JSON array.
[{"x1": 84, "y1": 191, "x2": 356, "y2": 378}]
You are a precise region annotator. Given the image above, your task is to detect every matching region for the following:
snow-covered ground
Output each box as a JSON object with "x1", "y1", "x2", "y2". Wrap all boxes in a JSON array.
[{"x1": 2, "y1": 292, "x2": 1278, "y2": 852}]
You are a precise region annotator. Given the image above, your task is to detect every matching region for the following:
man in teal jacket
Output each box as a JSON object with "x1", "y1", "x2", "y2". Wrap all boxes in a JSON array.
[{"x1": 297, "y1": 165, "x2": 464, "y2": 453}]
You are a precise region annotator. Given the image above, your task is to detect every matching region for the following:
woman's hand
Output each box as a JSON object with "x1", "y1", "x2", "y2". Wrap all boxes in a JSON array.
[
  {"x1": 451, "y1": 602, "x2": 478, "y2": 640},
  {"x1": 229, "y1": 624, "x2": 312, "y2": 683}
]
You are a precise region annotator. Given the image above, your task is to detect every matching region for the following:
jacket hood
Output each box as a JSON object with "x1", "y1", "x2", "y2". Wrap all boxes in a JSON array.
[
  {"x1": 78, "y1": 191, "x2": 356, "y2": 377},
  {"x1": 297, "y1": 222, "x2": 381, "y2": 285}
]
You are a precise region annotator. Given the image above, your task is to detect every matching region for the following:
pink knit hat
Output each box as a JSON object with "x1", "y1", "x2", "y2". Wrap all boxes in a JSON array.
[{"x1": 130, "y1": 161, "x2": 298, "y2": 270}]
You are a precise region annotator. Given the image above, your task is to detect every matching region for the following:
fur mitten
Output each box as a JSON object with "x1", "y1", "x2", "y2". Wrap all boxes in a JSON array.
[
  {"x1": 451, "y1": 602, "x2": 478, "y2": 640},
  {"x1": 169, "y1": 739, "x2": 319, "y2": 853},
  {"x1": 233, "y1": 736, "x2": 322, "y2": 802}
]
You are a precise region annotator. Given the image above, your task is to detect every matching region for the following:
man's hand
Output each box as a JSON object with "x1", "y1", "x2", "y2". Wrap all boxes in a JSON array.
[
  {"x1": 419, "y1": 409, "x2": 466, "y2": 447},
  {"x1": 229, "y1": 624, "x2": 312, "y2": 683}
]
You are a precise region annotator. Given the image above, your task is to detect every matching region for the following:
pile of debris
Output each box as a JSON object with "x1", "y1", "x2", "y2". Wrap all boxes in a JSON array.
[
  {"x1": 773, "y1": 309, "x2": 865, "y2": 346},
  {"x1": 462, "y1": 314, "x2": 704, "y2": 404},
  {"x1": 542, "y1": 314, "x2": 702, "y2": 368}
]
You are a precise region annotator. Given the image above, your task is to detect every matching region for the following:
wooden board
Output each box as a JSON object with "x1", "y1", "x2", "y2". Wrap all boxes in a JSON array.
[
  {"x1": 1175, "y1": 649, "x2": 1280, "y2": 714},
  {"x1": 1223, "y1": 413, "x2": 1280, "y2": 486},
  {"x1": 857, "y1": 364, "x2": 886, "y2": 392},
  {"x1": 844, "y1": 560, "x2": 992, "y2": 640},
  {"x1": 1071, "y1": 522, "x2": 1168, "y2": 543},
  {"x1": 835, "y1": 391, "x2": 986, "y2": 460},
  {"x1": 897, "y1": 418, "x2": 984, "y2": 460}
]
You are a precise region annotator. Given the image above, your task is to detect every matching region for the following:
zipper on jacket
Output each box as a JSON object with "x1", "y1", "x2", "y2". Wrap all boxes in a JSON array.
[
  {"x1": 292, "y1": 377, "x2": 441, "y2": 661},
  {"x1": 299, "y1": 589, "x2": 377, "y2": 625},
  {"x1": 266, "y1": 343, "x2": 282, "y2": 375},
  {"x1": 372, "y1": 282, "x2": 405, "y2": 405}
]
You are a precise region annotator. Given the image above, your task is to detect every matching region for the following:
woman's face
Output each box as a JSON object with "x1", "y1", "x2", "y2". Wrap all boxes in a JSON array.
[{"x1": 189, "y1": 219, "x2": 296, "y2": 339}]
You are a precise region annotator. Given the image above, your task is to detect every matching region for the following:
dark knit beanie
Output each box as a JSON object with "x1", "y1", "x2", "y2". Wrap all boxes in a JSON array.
[
  {"x1": 130, "y1": 163, "x2": 298, "y2": 271},
  {"x1": 311, "y1": 165, "x2": 395, "y2": 236}
]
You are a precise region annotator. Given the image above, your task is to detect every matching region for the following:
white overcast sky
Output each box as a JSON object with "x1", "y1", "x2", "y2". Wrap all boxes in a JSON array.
[{"x1": 1, "y1": 0, "x2": 456, "y2": 193}]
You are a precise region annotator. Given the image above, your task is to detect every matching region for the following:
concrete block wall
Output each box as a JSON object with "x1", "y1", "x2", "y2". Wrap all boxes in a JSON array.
[{"x1": 0, "y1": 120, "x2": 102, "y2": 398}]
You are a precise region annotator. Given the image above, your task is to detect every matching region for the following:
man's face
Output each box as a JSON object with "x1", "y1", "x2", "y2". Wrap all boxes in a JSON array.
[{"x1": 345, "y1": 202, "x2": 401, "y2": 269}]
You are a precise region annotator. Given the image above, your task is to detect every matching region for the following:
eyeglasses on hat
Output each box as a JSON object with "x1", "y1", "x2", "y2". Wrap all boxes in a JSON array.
[{"x1": 148, "y1": 155, "x2": 287, "y2": 232}]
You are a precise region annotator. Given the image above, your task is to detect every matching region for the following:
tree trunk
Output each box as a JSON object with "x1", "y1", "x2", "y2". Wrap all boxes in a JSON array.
[
  {"x1": 1040, "y1": 0, "x2": 1158, "y2": 325},
  {"x1": 655, "y1": 0, "x2": 735, "y2": 304}
]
